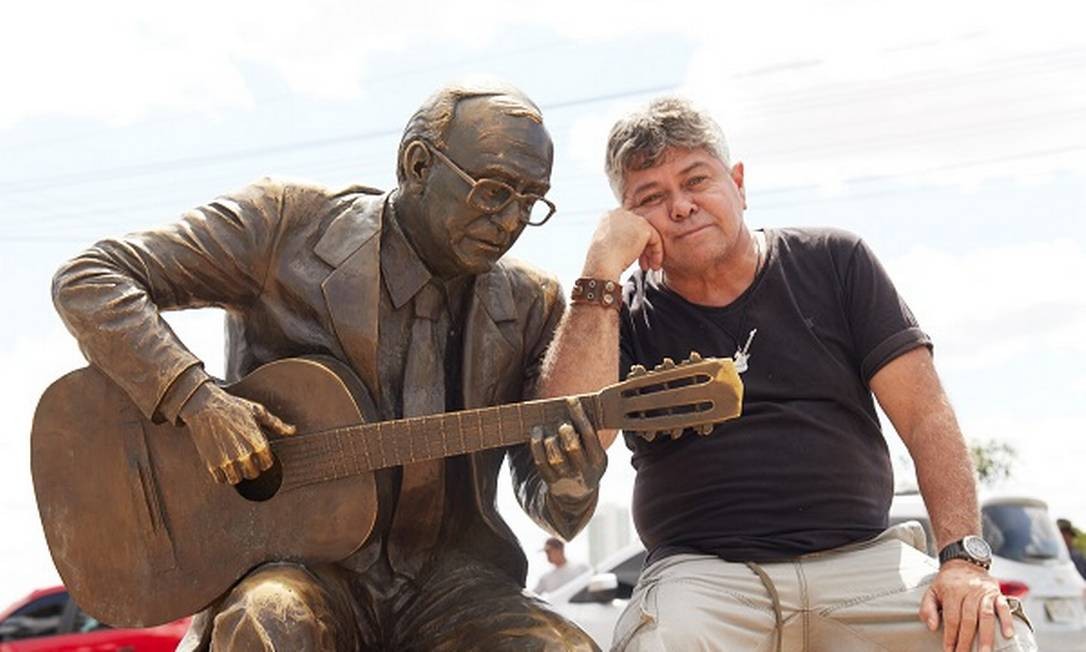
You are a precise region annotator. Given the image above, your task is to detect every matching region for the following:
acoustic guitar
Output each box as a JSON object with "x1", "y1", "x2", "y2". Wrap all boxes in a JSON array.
[{"x1": 31, "y1": 353, "x2": 742, "y2": 627}]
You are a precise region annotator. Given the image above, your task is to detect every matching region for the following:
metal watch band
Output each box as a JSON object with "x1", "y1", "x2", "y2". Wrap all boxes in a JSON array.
[{"x1": 571, "y1": 277, "x2": 621, "y2": 311}]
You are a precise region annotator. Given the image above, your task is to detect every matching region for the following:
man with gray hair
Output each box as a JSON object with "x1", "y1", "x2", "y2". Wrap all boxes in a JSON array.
[
  {"x1": 53, "y1": 81, "x2": 602, "y2": 650},
  {"x1": 538, "y1": 97, "x2": 1037, "y2": 650}
]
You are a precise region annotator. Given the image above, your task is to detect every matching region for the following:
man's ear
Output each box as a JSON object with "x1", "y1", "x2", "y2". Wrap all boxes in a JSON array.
[
  {"x1": 730, "y1": 161, "x2": 747, "y2": 209},
  {"x1": 401, "y1": 141, "x2": 433, "y2": 188}
]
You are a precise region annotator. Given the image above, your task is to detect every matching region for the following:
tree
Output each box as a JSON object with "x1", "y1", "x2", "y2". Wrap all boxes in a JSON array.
[{"x1": 969, "y1": 439, "x2": 1018, "y2": 488}]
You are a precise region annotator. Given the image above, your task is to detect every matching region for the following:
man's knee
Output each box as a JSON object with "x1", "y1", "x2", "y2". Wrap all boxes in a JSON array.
[{"x1": 210, "y1": 564, "x2": 345, "y2": 651}]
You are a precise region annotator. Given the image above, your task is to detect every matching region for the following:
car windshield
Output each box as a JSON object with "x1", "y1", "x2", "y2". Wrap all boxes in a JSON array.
[{"x1": 982, "y1": 503, "x2": 1068, "y2": 564}]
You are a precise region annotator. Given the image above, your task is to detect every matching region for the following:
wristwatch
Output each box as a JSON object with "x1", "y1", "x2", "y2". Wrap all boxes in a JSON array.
[{"x1": 938, "y1": 535, "x2": 993, "y2": 570}]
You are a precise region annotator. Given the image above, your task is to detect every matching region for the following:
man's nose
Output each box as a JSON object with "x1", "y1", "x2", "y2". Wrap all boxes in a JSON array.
[{"x1": 670, "y1": 192, "x2": 697, "y2": 221}]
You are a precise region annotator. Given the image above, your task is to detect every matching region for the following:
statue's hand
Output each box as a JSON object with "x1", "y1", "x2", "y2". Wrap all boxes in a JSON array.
[
  {"x1": 178, "y1": 383, "x2": 297, "y2": 484},
  {"x1": 529, "y1": 397, "x2": 607, "y2": 500}
]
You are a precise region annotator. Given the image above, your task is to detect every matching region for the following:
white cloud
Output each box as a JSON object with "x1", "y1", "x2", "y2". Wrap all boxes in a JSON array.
[{"x1": 886, "y1": 238, "x2": 1086, "y2": 372}]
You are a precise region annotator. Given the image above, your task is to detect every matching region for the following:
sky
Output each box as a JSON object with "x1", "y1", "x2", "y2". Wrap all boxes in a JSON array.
[{"x1": 1, "y1": 0, "x2": 1084, "y2": 608}]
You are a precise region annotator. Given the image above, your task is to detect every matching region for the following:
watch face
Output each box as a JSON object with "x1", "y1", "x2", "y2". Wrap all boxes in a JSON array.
[{"x1": 963, "y1": 535, "x2": 992, "y2": 561}]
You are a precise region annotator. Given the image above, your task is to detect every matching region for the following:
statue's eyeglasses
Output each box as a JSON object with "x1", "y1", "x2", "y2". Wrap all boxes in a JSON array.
[{"x1": 425, "y1": 142, "x2": 557, "y2": 227}]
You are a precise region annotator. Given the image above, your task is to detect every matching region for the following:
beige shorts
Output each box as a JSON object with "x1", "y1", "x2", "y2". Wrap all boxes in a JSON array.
[{"x1": 612, "y1": 522, "x2": 1036, "y2": 652}]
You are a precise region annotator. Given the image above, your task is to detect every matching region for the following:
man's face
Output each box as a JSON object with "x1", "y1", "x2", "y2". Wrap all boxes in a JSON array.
[
  {"x1": 622, "y1": 147, "x2": 747, "y2": 276},
  {"x1": 545, "y1": 545, "x2": 562, "y2": 565},
  {"x1": 413, "y1": 98, "x2": 553, "y2": 277}
]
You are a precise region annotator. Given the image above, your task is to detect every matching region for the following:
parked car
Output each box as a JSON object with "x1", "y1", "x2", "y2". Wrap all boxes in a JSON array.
[
  {"x1": 890, "y1": 491, "x2": 1086, "y2": 651},
  {"x1": 548, "y1": 493, "x2": 1086, "y2": 650},
  {"x1": 0, "y1": 586, "x2": 188, "y2": 651},
  {"x1": 543, "y1": 542, "x2": 645, "y2": 648}
]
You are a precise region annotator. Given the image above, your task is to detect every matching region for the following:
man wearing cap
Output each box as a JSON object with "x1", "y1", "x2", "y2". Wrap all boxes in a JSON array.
[{"x1": 534, "y1": 538, "x2": 592, "y2": 595}]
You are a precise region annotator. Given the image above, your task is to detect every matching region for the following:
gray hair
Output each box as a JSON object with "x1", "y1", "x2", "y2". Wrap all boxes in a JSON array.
[
  {"x1": 605, "y1": 97, "x2": 730, "y2": 199},
  {"x1": 397, "y1": 81, "x2": 543, "y2": 183}
]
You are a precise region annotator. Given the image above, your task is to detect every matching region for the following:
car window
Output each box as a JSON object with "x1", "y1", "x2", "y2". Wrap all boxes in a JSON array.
[
  {"x1": 982, "y1": 503, "x2": 1068, "y2": 564},
  {"x1": 0, "y1": 591, "x2": 68, "y2": 641},
  {"x1": 72, "y1": 605, "x2": 110, "y2": 634}
]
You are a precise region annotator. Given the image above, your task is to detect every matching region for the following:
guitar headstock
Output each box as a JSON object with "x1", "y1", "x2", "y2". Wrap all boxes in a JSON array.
[{"x1": 597, "y1": 352, "x2": 744, "y2": 442}]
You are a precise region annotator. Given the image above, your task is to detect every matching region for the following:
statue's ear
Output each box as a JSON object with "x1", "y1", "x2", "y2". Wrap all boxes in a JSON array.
[{"x1": 401, "y1": 141, "x2": 433, "y2": 189}]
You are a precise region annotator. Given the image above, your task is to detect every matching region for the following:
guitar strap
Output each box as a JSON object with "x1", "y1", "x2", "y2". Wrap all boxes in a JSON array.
[{"x1": 387, "y1": 281, "x2": 446, "y2": 576}]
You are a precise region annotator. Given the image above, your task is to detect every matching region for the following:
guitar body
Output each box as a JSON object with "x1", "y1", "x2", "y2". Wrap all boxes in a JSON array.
[{"x1": 31, "y1": 357, "x2": 379, "y2": 628}]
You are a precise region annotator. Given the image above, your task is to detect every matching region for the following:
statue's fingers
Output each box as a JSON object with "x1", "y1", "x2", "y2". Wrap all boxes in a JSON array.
[
  {"x1": 237, "y1": 452, "x2": 262, "y2": 480},
  {"x1": 558, "y1": 422, "x2": 588, "y2": 475},
  {"x1": 544, "y1": 434, "x2": 570, "y2": 475},
  {"x1": 253, "y1": 444, "x2": 275, "y2": 472},
  {"x1": 566, "y1": 397, "x2": 605, "y2": 465},
  {"x1": 253, "y1": 403, "x2": 296, "y2": 436},
  {"x1": 529, "y1": 426, "x2": 560, "y2": 483},
  {"x1": 208, "y1": 464, "x2": 228, "y2": 484},
  {"x1": 221, "y1": 461, "x2": 242, "y2": 485}
]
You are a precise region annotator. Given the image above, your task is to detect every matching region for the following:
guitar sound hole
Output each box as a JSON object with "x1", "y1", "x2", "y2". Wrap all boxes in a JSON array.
[{"x1": 234, "y1": 455, "x2": 283, "y2": 502}]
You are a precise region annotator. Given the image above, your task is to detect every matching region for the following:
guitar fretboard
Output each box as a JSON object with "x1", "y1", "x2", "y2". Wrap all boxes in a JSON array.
[{"x1": 272, "y1": 393, "x2": 601, "y2": 491}]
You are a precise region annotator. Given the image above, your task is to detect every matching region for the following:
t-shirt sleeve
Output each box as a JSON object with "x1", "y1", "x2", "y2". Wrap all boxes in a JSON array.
[{"x1": 842, "y1": 237, "x2": 932, "y2": 383}]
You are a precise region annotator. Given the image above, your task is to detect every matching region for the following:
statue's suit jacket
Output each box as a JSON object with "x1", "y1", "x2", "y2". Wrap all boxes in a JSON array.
[{"x1": 52, "y1": 178, "x2": 594, "y2": 584}]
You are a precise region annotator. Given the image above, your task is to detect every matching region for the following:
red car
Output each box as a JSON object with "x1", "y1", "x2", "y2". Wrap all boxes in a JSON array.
[{"x1": 0, "y1": 586, "x2": 188, "y2": 651}]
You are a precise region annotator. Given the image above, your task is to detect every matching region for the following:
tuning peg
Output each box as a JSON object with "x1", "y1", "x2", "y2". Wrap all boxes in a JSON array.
[
  {"x1": 668, "y1": 427, "x2": 684, "y2": 440},
  {"x1": 654, "y1": 358, "x2": 675, "y2": 371},
  {"x1": 637, "y1": 430, "x2": 656, "y2": 443},
  {"x1": 628, "y1": 364, "x2": 647, "y2": 378},
  {"x1": 688, "y1": 351, "x2": 702, "y2": 363},
  {"x1": 696, "y1": 423, "x2": 715, "y2": 436}
]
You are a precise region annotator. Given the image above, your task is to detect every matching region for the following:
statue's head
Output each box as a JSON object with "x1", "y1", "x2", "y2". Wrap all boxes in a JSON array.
[{"x1": 395, "y1": 82, "x2": 555, "y2": 278}]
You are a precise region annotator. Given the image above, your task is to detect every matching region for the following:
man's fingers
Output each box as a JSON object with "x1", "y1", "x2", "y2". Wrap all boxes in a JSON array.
[
  {"x1": 253, "y1": 403, "x2": 296, "y2": 436},
  {"x1": 942, "y1": 596, "x2": 961, "y2": 652},
  {"x1": 955, "y1": 595, "x2": 979, "y2": 652},
  {"x1": 529, "y1": 427, "x2": 560, "y2": 483},
  {"x1": 994, "y1": 595, "x2": 1017, "y2": 640},
  {"x1": 976, "y1": 593, "x2": 996, "y2": 652},
  {"x1": 919, "y1": 588, "x2": 940, "y2": 631},
  {"x1": 645, "y1": 230, "x2": 664, "y2": 270}
]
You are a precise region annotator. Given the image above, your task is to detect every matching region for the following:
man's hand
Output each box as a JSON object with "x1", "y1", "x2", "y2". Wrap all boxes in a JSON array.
[
  {"x1": 179, "y1": 382, "x2": 297, "y2": 485},
  {"x1": 919, "y1": 560, "x2": 1017, "y2": 652},
  {"x1": 582, "y1": 208, "x2": 663, "y2": 279},
  {"x1": 529, "y1": 397, "x2": 607, "y2": 500}
]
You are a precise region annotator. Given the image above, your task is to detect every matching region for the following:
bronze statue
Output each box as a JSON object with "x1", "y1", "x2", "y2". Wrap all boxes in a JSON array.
[{"x1": 45, "y1": 82, "x2": 610, "y2": 651}]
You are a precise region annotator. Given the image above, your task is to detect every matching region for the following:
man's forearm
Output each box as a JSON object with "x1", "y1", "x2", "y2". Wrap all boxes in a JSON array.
[
  {"x1": 907, "y1": 398, "x2": 981, "y2": 549},
  {"x1": 538, "y1": 303, "x2": 621, "y2": 448}
]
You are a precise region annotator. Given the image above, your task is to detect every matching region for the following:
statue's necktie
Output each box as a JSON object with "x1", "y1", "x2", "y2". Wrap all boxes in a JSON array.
[{"x1": 388, "y1": 282, "x2": 446, "y2": 576}]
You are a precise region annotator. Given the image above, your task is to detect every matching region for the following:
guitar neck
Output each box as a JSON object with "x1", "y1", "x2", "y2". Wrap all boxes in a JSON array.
[{"x1": 272, "y1": 393, "x2": 602, "y2": 491}]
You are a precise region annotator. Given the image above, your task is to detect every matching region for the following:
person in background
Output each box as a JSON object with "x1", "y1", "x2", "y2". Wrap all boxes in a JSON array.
[
  {"x1": 1058, "y1": 519, "x2": 1086, "y2": 579},
  {"x1": 534, "y1": 537, "x2": 591, "y2": 595}
]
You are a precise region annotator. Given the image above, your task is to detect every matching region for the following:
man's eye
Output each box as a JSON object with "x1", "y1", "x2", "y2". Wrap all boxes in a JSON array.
[
  {"x1": 638, "y1": 193, "x2": 664, "y2": 207},
  {"x1": 686, "y1": 175, "x2": 708, "y2": 188}
]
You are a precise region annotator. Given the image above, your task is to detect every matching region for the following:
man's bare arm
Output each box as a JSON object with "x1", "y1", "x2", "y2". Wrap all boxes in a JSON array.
[
  {"x1": 871, "y1": 347, "x2": 978, "y2": 548},
  {"x1": 871, "y1": 347, "x2": 1016, "y2": 652},
  {"x1": 537, "y1": 209, "x2": 662, "y2": 449}
]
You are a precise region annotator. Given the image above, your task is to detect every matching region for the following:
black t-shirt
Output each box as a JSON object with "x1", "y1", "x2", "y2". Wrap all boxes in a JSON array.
[{"x1": 620, "y1": 227, "x2": 931, "y2": 564}]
